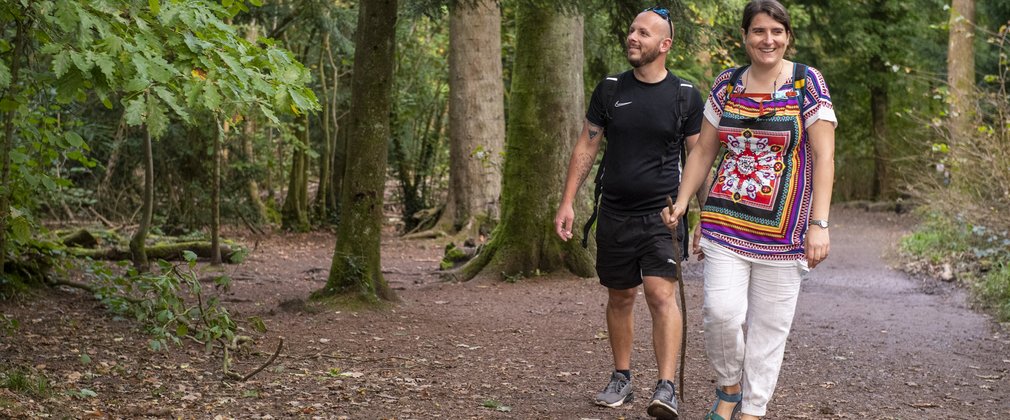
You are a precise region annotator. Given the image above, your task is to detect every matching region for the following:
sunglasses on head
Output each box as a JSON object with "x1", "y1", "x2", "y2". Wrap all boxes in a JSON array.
[{"x1": 643, "y1": 7, "x2": 674, "y2": 39}]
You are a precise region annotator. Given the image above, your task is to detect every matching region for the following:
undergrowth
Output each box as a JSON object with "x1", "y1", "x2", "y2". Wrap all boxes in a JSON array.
[{"x1": 901, "y1": 211, "x2": 1010, "y2": 320}]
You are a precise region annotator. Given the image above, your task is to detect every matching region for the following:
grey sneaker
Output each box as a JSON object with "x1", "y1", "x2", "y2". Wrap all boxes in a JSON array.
[
  {"x1": 594, "y1": 372, "x2": 633, "y2": 407},
  {"x1": 647, "y1": 379, "x2": 679, "y2": 419}
]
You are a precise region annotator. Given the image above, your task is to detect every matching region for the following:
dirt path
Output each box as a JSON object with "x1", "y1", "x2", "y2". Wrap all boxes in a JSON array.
[{"x1": 1, "y1": 208, "x2": 1007, "y2": 418}]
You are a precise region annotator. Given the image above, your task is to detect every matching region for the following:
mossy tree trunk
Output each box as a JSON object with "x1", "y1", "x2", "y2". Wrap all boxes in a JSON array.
[
  {"x1": 210, "y1": 119, "x2": 223, "y2": 265},
  {"x1": 314, "y1": 36, "x2": 334, "y2": 223},
  {"x1": 316, "y1": 0, "x2": 398, "y2": 302},
  {"x1": 0, "y1": 16, "x2": 27, "y2": 276},
  {"x1": 281, "y1": 116, "x2": 311, "y2": 232},
  {"x1": 432, "y1": 0, "x2": 505, "y2": 239},
  {"x1": 241, "y1": 20, "x2": 270, "y2": 225},
  {"x1": 129, "y1": 123, "x2": 154, "y2": 272},
  {"x1": 454, "y1": 5, "x2": 595, "y2": 281}
]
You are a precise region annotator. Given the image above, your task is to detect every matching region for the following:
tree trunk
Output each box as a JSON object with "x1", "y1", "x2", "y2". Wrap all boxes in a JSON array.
[
  {"x1": 947, "y1": 0, "x2": 975, "y2": 180},
  {"x1": 317, "y1": 0, "x2": 398, "y2": 302},
  {"x1": 314, "y1": 36, "x2": 333, "y2": 222},
  {"x1": 454, "y1": 5, "x2": 595, "y2": 281},
  {"x1": 129, "y1": 124, "x2": 154, "y2": 272},
  {"x1": 241, "y1": 20, "x2": 270, "y2": 224},
  {"x1": 211, "y1": 119, "x2": 223, "y2": 265},
  {"x1": 0, "y1": 17, "x2": 27, "y2": 276},
  {"x1": 281, "y1": 117, "x2": 310, "y2": 232},
  {"x1": 869, "y1": 56, "x2": 890, "y2": 199},
  {"x1": 241, "y1": 111, "x2": 269, "y2": 224},
  {"x1": 434, "y1": 0, "x2": 505, "y2": 239}
]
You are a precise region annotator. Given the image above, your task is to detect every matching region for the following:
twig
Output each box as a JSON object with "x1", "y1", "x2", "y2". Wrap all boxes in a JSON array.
[
  {"x1": 89, "y1": 207, "x2": 115, "y2": 229},
  {"x1": 238, "y1": 338, "x2": 284, "y2": 382}
]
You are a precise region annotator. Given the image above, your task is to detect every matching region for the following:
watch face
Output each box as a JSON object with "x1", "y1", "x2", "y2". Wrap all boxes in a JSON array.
[{"x1": 811, "y1": 220, "x2": 828, "y2": 228}]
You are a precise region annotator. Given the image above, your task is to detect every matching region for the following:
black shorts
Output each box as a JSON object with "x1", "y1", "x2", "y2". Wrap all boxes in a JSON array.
[{"x1": 595, "y1": 209, "x2": 687, "y2": 290}]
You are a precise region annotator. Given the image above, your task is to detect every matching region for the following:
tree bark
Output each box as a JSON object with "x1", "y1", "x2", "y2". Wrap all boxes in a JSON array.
[
  {"x1": 211, "y1": 119, "x2": 223, "y2": 265},
  {"x1": 0, "y1": 16, "x2": 27, "y2": 276},
  {"x1": 281, "y1": 117, "x2": 310, "y2": 231},
  {"x1": 869, "y1": 56, "x2": 890, "y2": 199},
  {"x1": 317, "y1": 0, "x2": 398, "y2": 302},
  {"x1": 129, "y1": 123, "x2": 154, "y2": 272},
  {"x1": 433, "y1": 0, "x2": 505, "y2": 239},
  {"x1": 947, "y1": 0, "x2": 975, "y2": 180},
  {"x1": 454, "y1": 5, "x2": 595, "y2": 281},
  {"x1": 314, "y1": 36, "x2": 333, "y2": 222},
  {"x1": 241, "y1": 20, "x2": 270, "y2": 224}
]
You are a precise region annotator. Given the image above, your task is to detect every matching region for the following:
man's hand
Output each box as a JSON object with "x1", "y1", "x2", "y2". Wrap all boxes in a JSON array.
[
  {"x1": 661, "y1": 202, "x2": 685, "y2": 231},
  {"x1": 692, "y1": 225, "x2": 705, "y2": 260},
  {"x1": 805, "y1": 227, "x2": 830, "y2": 268},
  {"x1": 554, "y1": 204, "x2": 575, "y2": 241}
]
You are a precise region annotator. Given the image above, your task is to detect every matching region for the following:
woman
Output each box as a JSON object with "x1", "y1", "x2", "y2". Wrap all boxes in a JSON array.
[{"x1": 662, "y1": 0, "x2": 836, "y2": 419}]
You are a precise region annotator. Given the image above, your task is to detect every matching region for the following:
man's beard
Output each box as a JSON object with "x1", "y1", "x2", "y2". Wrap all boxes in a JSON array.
[{"x1": 627, "y1": 46, "x2": 661, "y2": 68}]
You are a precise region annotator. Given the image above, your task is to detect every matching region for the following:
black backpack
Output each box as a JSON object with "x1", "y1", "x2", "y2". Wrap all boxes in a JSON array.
[{"x1": 581, "y1": 71, "x2": 695, "y2": 255}]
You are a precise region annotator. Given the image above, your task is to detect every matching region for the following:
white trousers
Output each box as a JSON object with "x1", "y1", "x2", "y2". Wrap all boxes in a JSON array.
[{"x1": 700, "y1": 238, "x2": 807, "y2": 417}]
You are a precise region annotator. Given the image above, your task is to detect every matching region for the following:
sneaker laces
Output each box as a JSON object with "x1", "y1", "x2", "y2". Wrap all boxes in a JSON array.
[{"x1": 604, "y1": 375, "x2": 627, "y2": 393}]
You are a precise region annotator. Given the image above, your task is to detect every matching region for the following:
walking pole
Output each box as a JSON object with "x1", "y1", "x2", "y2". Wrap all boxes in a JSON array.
[{"x1": 667, "y1": 196, "x2": 687, "y2": 401}]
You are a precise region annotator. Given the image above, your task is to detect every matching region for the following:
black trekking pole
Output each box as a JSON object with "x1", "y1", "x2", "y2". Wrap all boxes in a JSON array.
[{"x1": 667, "y1": 196, "x2": 688, "y2": 401}]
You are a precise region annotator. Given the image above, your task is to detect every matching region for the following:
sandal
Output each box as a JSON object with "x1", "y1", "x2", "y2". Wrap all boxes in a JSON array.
[{"x1": 703, "y1": 387, "x2": 742, "y2": 420}]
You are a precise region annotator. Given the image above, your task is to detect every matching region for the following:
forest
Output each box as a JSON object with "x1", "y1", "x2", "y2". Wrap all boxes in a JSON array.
[{"x1": 0, "y1": 0, "x2": 1008, "y2": 417}]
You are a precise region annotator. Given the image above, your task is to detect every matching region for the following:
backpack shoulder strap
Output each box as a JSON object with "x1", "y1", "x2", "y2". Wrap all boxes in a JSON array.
[
  {"x1": 792, "y1": 63, "x2": 808, "y2": 111},
  {"x1": 602, "y1": 72, "x2": 624, "y2": 123},
  {"x1": 581, "y1": 72, "x2": 623, "y2": 249},
  {"x1": 723, "y1": 65, "x2": 749, "y2": 108}
]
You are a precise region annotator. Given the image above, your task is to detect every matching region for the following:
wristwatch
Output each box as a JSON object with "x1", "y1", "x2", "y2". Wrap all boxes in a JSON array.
[{"x1": 809, "y1": 219, "x2": 830, "y2": 229}]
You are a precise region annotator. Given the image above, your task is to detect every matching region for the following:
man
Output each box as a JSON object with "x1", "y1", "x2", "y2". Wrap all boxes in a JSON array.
[{"x1": 553, "y1": 7, "x2": 707, "y2": 420}]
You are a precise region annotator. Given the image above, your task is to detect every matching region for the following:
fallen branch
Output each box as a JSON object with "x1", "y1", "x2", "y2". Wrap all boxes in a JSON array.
[
  {"x1": 236, "y1": 338, "x2": 284, "y2": 382},
  {"x1": 67, "y1": 241, "x2": 243, "y2": 263}
]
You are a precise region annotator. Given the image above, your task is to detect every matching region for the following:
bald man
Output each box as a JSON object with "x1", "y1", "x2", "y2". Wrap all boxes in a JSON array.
[{"x1": 555, "y1": 7, "x2": 706, "y2": 419}]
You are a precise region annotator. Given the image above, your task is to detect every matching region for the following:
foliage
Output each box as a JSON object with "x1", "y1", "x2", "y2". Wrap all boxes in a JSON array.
[
  {"x1": 390, "y1": 13, "x2": 450, "y2": 231},
  {"x1": 0, "y1": 0, "x2": 318, "y2": 277},
  {"x1": 907, "y1": 16, "x2": 1010, "y2": 321},
  {"x1": 0, "y1": 367, "x2": 53, "y2": 399},
  {"x1": 87, "y1": 252, "x2": 237, "y2": 354},
  {"x1": 901, "y1": 210, "x2": 1010, "y2": 320}
]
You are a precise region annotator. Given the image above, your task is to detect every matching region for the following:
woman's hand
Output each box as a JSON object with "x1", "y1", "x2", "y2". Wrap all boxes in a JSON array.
[{"x1": 805, "y1": 227, "x2": 830, "y2": 268}]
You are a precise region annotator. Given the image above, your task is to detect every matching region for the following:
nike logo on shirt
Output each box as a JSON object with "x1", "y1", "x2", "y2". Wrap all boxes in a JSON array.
[{"x1": 615, "y1": 101, "x2": 632, "y2": 107}]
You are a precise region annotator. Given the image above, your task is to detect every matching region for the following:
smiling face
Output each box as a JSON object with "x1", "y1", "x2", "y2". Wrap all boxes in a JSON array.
[
  {"x1": 626, "y1": 12, "x2": 671, "y2": 68},
  {"x1": 743, "y1": 12, "x2": 790, "y2": 67}
]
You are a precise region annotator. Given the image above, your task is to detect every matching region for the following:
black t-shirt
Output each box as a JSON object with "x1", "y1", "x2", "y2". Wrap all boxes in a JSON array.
[{"x1": 586, "y1": 70, "x2": 704, "y2": 215}]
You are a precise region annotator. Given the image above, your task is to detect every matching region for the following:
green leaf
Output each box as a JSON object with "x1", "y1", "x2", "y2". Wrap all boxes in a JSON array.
[
  {"x1": 9, "y1": 216, "x2": 30, "y2": 243},
  {"x1": 53, "y1": 53, "x2": 72, "y2": 78},
  {"x1": 93, "y1": 52, "x2": 116, "y2": 83},
  {"x1": 0, "y1": 61, "x2": 10, "y2": 89},
  {"x1": 64, "y1": 131, "x2": 85, "y2": 148},
  {"x1": 149, "y1": 0, "x2": 161, "y2": 16},
  {"x1": 146, "y1": 97, "x2": 168, "y2": 138},
  {"x1": 176, "y1": 323, "x2": 188, "y2": 337},
  {"x1": 249, "y1": 0, "x2": 263, "y2": 6},
  {"x1": 125, "y1": 97, "x2": 146, "y2": 127},
  {"x1": 182, "y1": 250, "x2": 197, "y2": 262},
  {"x1": 125, "y1": 77, "x2": 150, "y2": 93},
  {"x1": 153, "y1": 86, "x2": 189, "y2": 121},
  {"x1": 248, "y1": 316, "x2": 267, "y2": 333},
  {"x1": 79, "y1": 389, "x2": 97, "y2": 398},
  {"x1": 201, "y1": 83, "x2": 222, "y2": 111},
  {"x1": 80, "y1": 353, "x2": 92, "y2": 365},
  {"x1": 70, "y1": 51, "x2": 93, "y2": 73}
]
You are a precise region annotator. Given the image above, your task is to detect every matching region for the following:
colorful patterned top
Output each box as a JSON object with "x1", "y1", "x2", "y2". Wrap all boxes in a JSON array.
[{"x1": 700, "y1": 63, "x2": 837, "y2": 260}]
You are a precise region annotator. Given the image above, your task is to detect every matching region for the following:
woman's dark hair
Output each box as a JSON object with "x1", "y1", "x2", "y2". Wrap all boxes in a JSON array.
[{"x1": 741, "y1": 0, "x2": 793, "y2": 46}]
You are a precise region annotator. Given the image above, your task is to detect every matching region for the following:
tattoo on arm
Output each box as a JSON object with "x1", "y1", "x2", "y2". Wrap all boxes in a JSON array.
[
  {"x1": 575, "y1": 153, "x2": 594, "y2": 183},
  {"x1": 586, "y1": 121, "x2": 602, "y2": 143}
]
